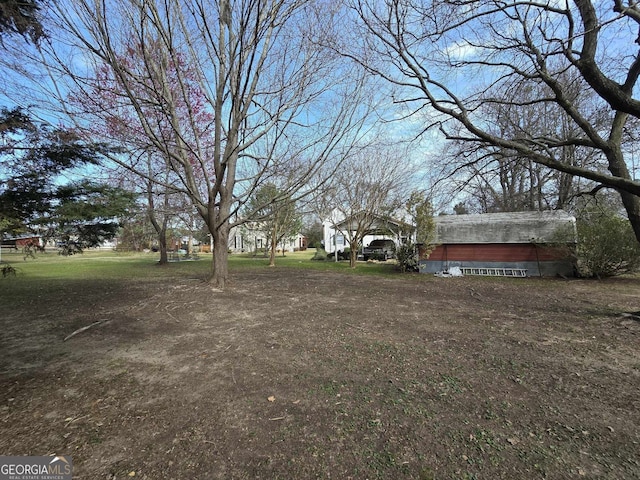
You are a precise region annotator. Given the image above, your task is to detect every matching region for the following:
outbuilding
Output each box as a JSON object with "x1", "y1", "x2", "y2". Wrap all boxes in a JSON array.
[
  {"x1": 1, "y1": 235, "x2": 43, "y2": 250},
  {"x1": 323, "y1": 211, "x2": 414, "y2": 257},
  {"x1": 419, "y1": 211, "x2": 577, "y2": 277}
]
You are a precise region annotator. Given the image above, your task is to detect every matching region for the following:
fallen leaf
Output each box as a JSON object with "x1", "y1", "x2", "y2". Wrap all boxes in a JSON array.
[{"x1": 268, "y1": 396, "x2": 275, "y2": 402}]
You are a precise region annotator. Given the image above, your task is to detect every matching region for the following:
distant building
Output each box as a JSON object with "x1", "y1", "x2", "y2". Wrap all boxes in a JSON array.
[
  {"x1": 228, "y1": 223, "x2": 306, "y2": 254},
  {"x1": 420, "y1": 211, "x2": 577, "y2": 277},
  {"x1": 1, "y1": 235, "x2": 43, "y2": 250},
  {"x1": 322, "y1": 210, "x2": 415, "y2": 257}
]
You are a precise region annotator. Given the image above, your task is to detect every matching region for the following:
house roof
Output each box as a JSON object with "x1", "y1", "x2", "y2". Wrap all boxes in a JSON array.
[
  {"x1": 2, "y1": 234, "x2": 42, "y2": 241},
  {"x1": 333, "y1": 212, "x2": 415, "y2": 235},
  {"x1": 433, "y1": 210, "x2": 576, "y2": 244}
]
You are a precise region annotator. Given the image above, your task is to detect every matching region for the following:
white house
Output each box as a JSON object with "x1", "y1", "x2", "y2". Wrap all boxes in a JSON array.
[
  {"x1": 228, "y1": 223, "x2": 306, "y2": 254},
  {"x1": 322, "y1": 209, "x2": 348, "y2": 254},
  {"x1": 322, "y1": 209, "x2": 415, "y2": 256}
]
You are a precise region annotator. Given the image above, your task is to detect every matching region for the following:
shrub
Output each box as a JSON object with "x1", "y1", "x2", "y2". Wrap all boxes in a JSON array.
[
  {"x1": 1, "y1": 264, "x2": 17, "y2": 277},
  {"x1": 325, "y1": 247, "x2": 350, "y2": 261},
  {"x1": 395, "y1": 242, "x2": 419, "y2": 273},
  {"x1": 311, "y1": 246, "x2": 328, "y2": 261},
  {"x1": 575, "y1": 207, "x2": 640, "y2": 277}
]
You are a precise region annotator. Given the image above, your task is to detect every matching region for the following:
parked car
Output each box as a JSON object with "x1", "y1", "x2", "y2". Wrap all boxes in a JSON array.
[{"x1": 362, "y1": 239, "x2": 396, "y2": 261}]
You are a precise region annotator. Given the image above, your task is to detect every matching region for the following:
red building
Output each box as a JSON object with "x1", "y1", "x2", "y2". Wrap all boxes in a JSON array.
[
  {"x1": 1, "y1": 235, "x2": 43, "y2": 250},
  {"x1": 420, "y1": 211, "x2": 576, "y2": 277}
]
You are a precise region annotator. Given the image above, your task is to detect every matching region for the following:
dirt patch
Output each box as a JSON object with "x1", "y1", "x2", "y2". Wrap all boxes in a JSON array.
[{"x1": 1, "y1": 269, "x2": 639, "y2": 479}]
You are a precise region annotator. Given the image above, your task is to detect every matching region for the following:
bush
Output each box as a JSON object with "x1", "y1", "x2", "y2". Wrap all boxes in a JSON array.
[
  {"x1": 1, "y1": 263, "x2": 17, "y2": 277},
  {"x1": 395, "y1": 242, "x2": 419, "y2": 273},
  {"x1": 325, "y1": 247, "x2": 350, "y2": 261},
  {"x1": 575, "y1": 207, "x2": 640, "y2": 277},
  {"x1": 311, "y1": 246, "x2": 328, "y2": 261}
]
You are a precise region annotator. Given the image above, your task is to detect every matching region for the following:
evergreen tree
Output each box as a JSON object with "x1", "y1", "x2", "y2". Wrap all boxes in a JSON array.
[
  {"x1": 0, "y1": 107, "x2": 135, "y2": 254},
  {"x1": 0, "y1": 0, "x2": 44, "y2": 43}
]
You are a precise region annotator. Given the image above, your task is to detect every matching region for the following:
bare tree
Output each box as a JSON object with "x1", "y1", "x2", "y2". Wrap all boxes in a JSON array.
[
  {"x1": 445, "y1": 73, "x2": 605, "y2": 213},
  {"x1": 347, "y1": 0, "x2": 640, "y2": 242},
  {"x1": 5, "y1": 0, "x2": 374, "y2": 288},
  {"x1": 105, "y1": 153, "x2": 182, "y2": 264},
  {"x1": 70, "y1": 42, "x2": 193, "y2": 266},
  {"x1": 329, "y1": 144, "x2": 413, "y2": 268},
  {"x1": 245, "y1": 182, "x2": 302, "y2": 267}
]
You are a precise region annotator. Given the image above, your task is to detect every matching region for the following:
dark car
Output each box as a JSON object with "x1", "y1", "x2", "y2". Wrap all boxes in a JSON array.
[{"x1": 362, "y1": 239, "x2": 396, "y2": 261}]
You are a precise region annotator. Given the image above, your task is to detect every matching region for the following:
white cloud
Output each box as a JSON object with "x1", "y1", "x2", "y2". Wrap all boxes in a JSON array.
[{"x1": 443, "y1": 41, "x2": 479, "y2": 62}]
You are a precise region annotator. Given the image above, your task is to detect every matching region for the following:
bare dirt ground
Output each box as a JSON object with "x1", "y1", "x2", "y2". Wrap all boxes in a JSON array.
[{"x1": 1, "y1": 268, "x2": 639, "y2": 479}]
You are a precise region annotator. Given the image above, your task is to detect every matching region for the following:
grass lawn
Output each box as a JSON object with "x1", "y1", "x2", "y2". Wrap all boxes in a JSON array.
[{"x1": 1, "y1": 248, "x2": 398, "y2": 279}]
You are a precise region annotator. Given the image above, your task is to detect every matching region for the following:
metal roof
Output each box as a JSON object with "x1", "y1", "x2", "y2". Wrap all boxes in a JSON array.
[
  {"x1": 333, "y1": 212, "x2": 414, "y2": 234},
  {"x1": 433, "y1": 210, "x2": 576, "y2": 244}
]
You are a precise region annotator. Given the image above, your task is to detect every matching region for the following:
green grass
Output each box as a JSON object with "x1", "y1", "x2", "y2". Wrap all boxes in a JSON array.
[
  {"x1": 0, "y1": 251, "x2": 166, "y2": 310},
  {"x1": 0, "y1": 248, "x2": 402, "y2": 284},
  {"x1": 14, "y1": 248, "x2": 637, "y2": 292},
  {"x1": 1, "y1": 250, "x2": 180, "y2": 280},
  {"x1": 231, "y1": 250, "x2": 401, "y2": 276}
]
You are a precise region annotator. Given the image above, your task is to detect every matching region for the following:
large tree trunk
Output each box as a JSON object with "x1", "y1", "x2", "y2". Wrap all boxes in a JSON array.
[
  {"x1": 157, "y1": 225, "x2": 168, "y2": 264},
  {"x1": 349, "y1": 239, "x2": 358, "y2": 268},
  {"x1": 619, "y1": 191, "x2": 640, "y2": 243},
  {"x1": 211, "y1": 225, "x2": 229, "y2": 289},
  {"x1": 148, "y1": 208, "x2": 169, "y2": 265},
  {"x1": 607, "y1": 119, "x2": 640, "y2": 244},
  {"x1": 209, "y1": 180, "x2": 233, "y2": 288},
  {"x1": 147, "y1": 175, "x2": 170, "y2": 264}
]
